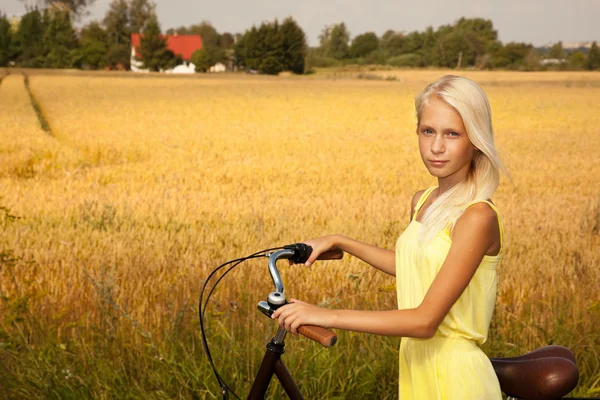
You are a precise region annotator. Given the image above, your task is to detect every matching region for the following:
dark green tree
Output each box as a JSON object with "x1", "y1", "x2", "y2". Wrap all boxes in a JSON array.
[
  {"x1": 427, "y1": 18, "x2": 497, "y2": 68},
  {"x1": 280, "y1": 17, "x2": 307, "y2": 74},
  {"x1": 259, "y1": 55, "x2": 281, "y2": 75},
  {"x1": 380, "y1": 29, "x2": 430, "y2": 66},
  {"x1": 476, "y1": 39, "x2": 501, "y2": 69},
  {"x1": 245, "y1": 26, "x2": 260, "y2": 69},
  {"x1": 232, "y1": 29, "x2": 247, "y2": 67},
  {"x1": 328, "y1": 22, "x2": 350, "y2": 59},
  {"x1": 523, "y1": 48, "x2": 541, "y2": 71},
  {"x1": 0, "y1": 13, "x2": 13, "y2": 66},
  {"x1": 191, "y1": 21, "x2": 219, "y2": 47},
  {"x1": 317, "y1": 25, "x2": 332, "y2": 55},
  {"x1": 79, "y1": 21, "x2": 109, "y2": 69},
  {"x1": 349, "y1": 32, "x2": 379, "y2": 58},
  {"x1": 381, "y1": 31, "x2": 405, "y2": 57},
  {"x1": 101, "y1": 0, "x2": 157, "y2": 69},
  {"x1": 420, "y1": 26, "x2": 436, "y2": 65},
  {"x1": 548, "y1": 41, "x2": 564, "y2": 59},
  {"x1": 318, "y1": 23, "x2": 350, "y2": 59},
  {"x1": 34, "y1": 0, "x2": 96, "y2": 18},
  {"x1": 191, "y1": 48, "x2": 209, "y2": 72},
  {"x1": 234, "y1": 18, "x2": 305, "y2": 74},
  {"x1": 43, "y1": 10, "x2": 79, "y2": 68},
  {"x1": 184, "y1": 22, "x2": 224, "y2": 66},
  {"x1": 137, "y1": 14, "x2": 175, "y2": 71},
  {"x1": 128, "y1": 0, "x2": 155, "y2": 34},
  {"x1": 455, "y1": 17, "x2": 497, "y2": 43},
  {"x1": 81, "y1": 20, "x2": 109, "y2": 43},
  {"x1": 587, "y1": 42, "x2": 600, "y2": 70},
  {"x1": 107, "y1": 43, "x2": 130, "y2": 68},
  {"x1": 489, "y1": 42, "x2": 533, "y2": 69},
  {"x1": 256, "y1": 20, "x2": 283, "y2": 74},
  {"x1": 234, "y1": 25, "x2": 258, "y2": 69},
  {"x1": 219, "y1": 32, "x2": 234, "y2": 49},
  {"x1": 403, "y1": 31, "x2": 425, "y2": 54},
  {"x1": 380, "y1": 30, "x2": 395, "y2": 48},
  {"x1": 567, "y1": 51, "x2": 586, "y2": 70},
  {"x1": 13, "y1": 8, "x2": 47, "y2": 67},
  {"x1": 432, "y1": 30, "x2": 483, "y2": 68},
  {"x1": 103, "y1": 0, "x2": 130, "y2": 68},
  {"x1": 204, "y1": 46, "x2": 224, "y2": 68},
  {"x1": 381, "y1": 30, "x2": 424, "y2": 59},
  {"x1": 103, "y1": 0, "x2": 128, "y2": 44}
]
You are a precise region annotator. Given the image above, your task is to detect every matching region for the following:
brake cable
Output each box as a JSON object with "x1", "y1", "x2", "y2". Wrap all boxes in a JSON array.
[{"x1": 199, "y1": 247, "x2": 284, "y2": 399}]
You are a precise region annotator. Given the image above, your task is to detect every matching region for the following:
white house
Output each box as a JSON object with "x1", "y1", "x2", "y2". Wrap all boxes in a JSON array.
[{"x1": 210, "y1": 62, "x2": 227, "y2": 73}]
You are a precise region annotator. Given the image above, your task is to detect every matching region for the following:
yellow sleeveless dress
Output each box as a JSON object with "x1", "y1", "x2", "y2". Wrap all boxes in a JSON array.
[{"x1": 395, "y1": 186, "x2": 504, "y2": 399}]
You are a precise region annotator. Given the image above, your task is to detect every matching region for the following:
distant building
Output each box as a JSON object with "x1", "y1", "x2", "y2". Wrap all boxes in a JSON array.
[
  {"x1": 210, "y1": 62, "x2": 227, "y2": 73},
  {"x1": 542, "y1": 41, "x2": 595, "y2": 50},
  {"x1": 131, "y1": 33, "x2": 202, "y2": 73},
  {"x1": 541, "y1": 58, "x2": 567, "y2": 66}
]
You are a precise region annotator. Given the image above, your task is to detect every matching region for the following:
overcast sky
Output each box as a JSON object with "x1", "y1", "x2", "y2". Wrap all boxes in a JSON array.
[{"x1": 3, "y1": 0, "x2": 599, "y2": 47}]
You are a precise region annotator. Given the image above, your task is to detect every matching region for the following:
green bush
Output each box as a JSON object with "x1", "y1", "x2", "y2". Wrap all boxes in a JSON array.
[
  {"x1": 308, "y1": 54, "x2": 342, "y2": 68},
  {"x1": 191, "y1": 49, "x2": 209, "y2": 72},
  {"x1": 386, "y1": 53, "x2": 423, "y2": 68},
  {"x1": 258, "y1": 56, "x2": 282, "y2": 75}
]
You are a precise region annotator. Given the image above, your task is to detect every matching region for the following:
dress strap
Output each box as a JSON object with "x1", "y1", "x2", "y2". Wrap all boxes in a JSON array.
[
  {"x1": 462, "y1": 200, "x2": 504, "y2": 250},
  {"x1": 412, "y1": 186, "x2": 437, "y2": 221}
]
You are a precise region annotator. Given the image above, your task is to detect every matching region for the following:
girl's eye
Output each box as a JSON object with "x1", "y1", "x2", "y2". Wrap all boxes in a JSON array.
[
  {"x1": 422, "y1": 129, "x2": 433, "y2": 135},
  {"x1": 449, "y1": 132, "x2": 459, "y2": 137}
]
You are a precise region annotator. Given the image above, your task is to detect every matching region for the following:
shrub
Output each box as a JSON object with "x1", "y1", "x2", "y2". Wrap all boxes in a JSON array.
[{"x1": 386, "y1": 53, "x2": 423, "y2": 68}]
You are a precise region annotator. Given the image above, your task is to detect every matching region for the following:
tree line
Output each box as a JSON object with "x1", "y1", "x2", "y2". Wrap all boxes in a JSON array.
[
  {"x1": 310, "y1": 19, "x2": 600, "y2": 71},
  {"x1": 0, "y1": 0, "x2": 240, "y2": 72},
  {"x1": 1, "y1": 1, "x2": 599, "y2": 74}
]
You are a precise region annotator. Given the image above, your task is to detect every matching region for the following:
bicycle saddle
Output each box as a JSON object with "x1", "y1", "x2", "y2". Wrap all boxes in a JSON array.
[{"x1": 490, "y1": 345, "x2": 579, "y2": 400}]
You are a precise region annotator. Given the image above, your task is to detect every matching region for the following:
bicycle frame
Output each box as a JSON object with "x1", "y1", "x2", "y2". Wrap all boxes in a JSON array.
[
  {"x1": 248, "y1": 325, "x2": 303, "y2": 399},
  {"x1": 247, "y1": 248, "x2": 335, "y2": 400},
  {"x1": 204, "y1": 246, "x2": 580, "y2": 399}
]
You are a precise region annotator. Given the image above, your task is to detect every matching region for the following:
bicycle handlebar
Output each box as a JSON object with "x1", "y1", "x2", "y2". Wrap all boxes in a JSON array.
[
  {"x1": 263, "y1": 244, "x2": 343, "y2": 348},
  {"x1": 267, "y1": 249, "x2": 295, "y2": 293},
  {"x1": 268, "y1": 244, "x2": 344, "y2": 293}
]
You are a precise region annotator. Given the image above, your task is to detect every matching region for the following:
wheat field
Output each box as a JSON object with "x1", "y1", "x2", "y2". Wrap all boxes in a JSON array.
[{"x1": 0, "y1": 69, "x2": 599, "y2": 399}]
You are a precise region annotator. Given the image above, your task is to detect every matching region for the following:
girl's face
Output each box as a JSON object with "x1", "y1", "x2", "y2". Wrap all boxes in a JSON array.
[{"x1": 417, "y1": 95, "x2": 476, "y2": 185}]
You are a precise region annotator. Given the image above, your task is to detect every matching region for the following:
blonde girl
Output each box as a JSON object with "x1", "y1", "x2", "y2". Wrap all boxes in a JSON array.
[{"x1": 272, "y1": 75, "x2": 508, "y2": 399}]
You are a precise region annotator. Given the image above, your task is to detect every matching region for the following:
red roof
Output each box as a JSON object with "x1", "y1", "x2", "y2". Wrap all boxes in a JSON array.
[{"x1": 131, "y1": 33, "x2": 203, "y2": 61}]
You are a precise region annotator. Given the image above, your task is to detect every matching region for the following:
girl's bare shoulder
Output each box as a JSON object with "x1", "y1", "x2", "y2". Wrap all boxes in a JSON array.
[
  {"x1": 453, "y1": 202, "x2": 500, "y2": 247},
  {"x1": 410, "y1": 189, "x2": 428, "y2": 218}
]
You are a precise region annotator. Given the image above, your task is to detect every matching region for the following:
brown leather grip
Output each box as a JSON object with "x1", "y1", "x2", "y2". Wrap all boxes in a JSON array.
[
  {"x1": 297, "y1": 325, "x2": 337, "y2": 348},
  {"x1": 316, "y1": 249, "x2": 344, "y2": 260}
]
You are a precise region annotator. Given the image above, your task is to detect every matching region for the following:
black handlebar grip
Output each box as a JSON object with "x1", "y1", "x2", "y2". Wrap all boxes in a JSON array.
[{"x1": 284, "y1": 243, "x2": 313, "y2": 264}]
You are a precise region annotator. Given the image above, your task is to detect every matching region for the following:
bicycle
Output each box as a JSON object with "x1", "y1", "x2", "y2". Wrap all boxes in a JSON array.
[{"x1": 200, "y1": 243, "x2": 581, "y2": 400}]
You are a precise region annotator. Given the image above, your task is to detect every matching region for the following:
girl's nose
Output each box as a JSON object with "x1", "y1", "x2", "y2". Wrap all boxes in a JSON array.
[{"x1": 431, "y1": 135, "x2": 445, "y2": 154}]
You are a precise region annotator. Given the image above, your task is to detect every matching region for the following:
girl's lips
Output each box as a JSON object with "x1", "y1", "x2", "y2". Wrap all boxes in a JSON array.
[{"x1": 429, "y1": 160, "x2": 448, "y2": 166}]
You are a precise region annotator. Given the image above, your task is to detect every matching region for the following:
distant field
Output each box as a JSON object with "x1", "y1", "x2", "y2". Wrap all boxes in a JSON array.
[{"x1": 0, "y1": 69, "x2": 598, "y2": 398}]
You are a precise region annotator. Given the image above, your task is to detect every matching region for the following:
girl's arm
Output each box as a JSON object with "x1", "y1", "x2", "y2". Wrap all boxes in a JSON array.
[
  {"x1": 273, "y1": 203, "x2": 500, "y2": 339},
  {"x1": 328, "y1": 235, "x2": 396, "y2": 276},
  {"x1": 302, "y1": 190, "x2": 426, "y2": 276}
]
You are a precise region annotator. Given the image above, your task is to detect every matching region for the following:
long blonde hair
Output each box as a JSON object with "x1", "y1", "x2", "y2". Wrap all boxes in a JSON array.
[{"x1": 415, "y1": 75, "x2": 509, "y2": 243}]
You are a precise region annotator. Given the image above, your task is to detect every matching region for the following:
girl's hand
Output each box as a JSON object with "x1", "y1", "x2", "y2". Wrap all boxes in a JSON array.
[
  {"x1": 293, "y1": 234, "x2": 340, "y2": 267},
  {"x1": 271, "y1": 299, "x2": 335, "y2": 335}
]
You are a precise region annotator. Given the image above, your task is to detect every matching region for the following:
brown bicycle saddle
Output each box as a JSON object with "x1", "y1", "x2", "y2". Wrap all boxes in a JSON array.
[{"x1": 490, "y1": 345, "x2": 579, "y2": 400}]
